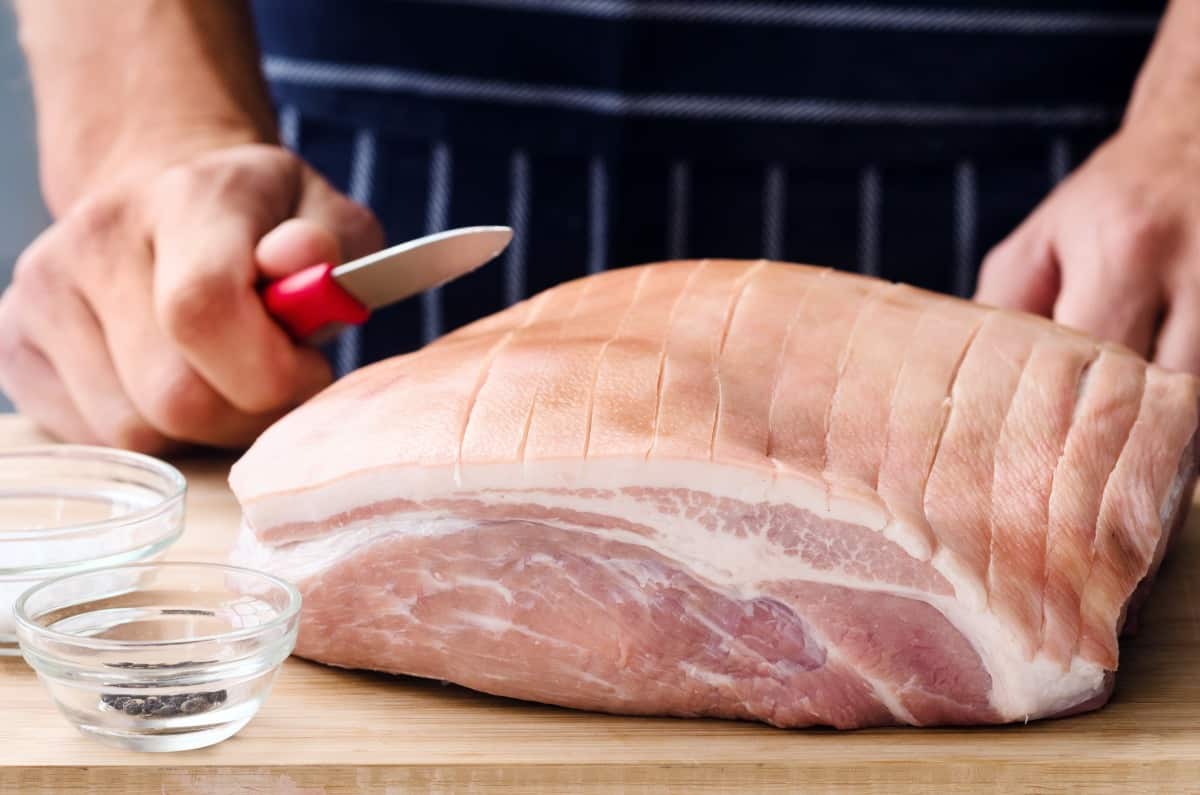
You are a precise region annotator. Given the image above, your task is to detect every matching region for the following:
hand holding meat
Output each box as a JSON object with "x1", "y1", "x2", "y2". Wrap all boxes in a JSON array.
[{"x1": 976, "y1": 0, "x2": 1200, "y2": 373}]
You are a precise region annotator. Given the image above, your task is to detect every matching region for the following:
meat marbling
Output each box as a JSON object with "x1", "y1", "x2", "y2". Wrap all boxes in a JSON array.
[{"x1": 229, "y1": 261, "x2": 1199, "y2": 728}]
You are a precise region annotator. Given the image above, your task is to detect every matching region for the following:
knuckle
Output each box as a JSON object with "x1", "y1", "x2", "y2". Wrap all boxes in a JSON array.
[
  {"x1": 157, "y1": 157, "x2": 252, "y2": 209},
  {"x1": 140, "y1": 364, "x2": 221, "y2": 439},
  {"x1": 154, "y1": 163, "x2": 213, "y2": 214},
  {"x1": 69, "y1": 195, "x2": 126, "y2": 241},
  {"x1": 156, "y1": 161, "x2": 203, "y2": 198},
  {"x1": 243, "y1": 144, "x2": 296, "y2": 175},
  {"x1": 11, "y1": 239, "x2": 61, "y2": 294},
  {"x1": 195, "y1": 146, "x2": 291, "y2": 192},
  {"x1": 1104, "y1": 204, "x2": 1169, "y2": 269},
  {"x1": 0, "y1": 316, "x2": 25, "y2": 376},
  {"x1": 18, "y1": 196, "x2": 137, "y2": 291},
  {"x1": 4, "y1": 275, "x2": 58, "y2": 340},
  {"x1": 156, "y1": 271, "x2": 238, "y2": 342},
  {"x1": 0, "y1": 334, "x2": 40, "y2": 403},
  {"x1": 191, "y1": 157, "x2": 247, "y2": 194},
  {"x1": 157, "y1": 147, "x2": 298, "y2": 222}
]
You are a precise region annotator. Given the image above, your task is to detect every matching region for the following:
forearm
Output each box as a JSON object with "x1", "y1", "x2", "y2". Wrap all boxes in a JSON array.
[
  {"x1": 16, "y1": 0, "x2": 278, "y2": 215},
  {"x1": 1125, "y1": 0, "x2": 1200, "y2": 134}
]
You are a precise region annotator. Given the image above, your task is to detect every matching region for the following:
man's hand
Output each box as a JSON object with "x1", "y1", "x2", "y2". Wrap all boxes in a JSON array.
[
  {"x1": 0, "y1": 145, "x2": 382, "y2": 451},
  {"x1": 975, "y1": 126, "x2": 1200, "y2": 372},
  {"x1": 975, "y1": 0, "x2": 1200, "y2": 374},
  {"x1": 5, "y1": 1, "x2": 382, "y2": 451}
]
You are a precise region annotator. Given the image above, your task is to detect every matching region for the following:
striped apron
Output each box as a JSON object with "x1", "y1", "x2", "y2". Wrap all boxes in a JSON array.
[{"x1": 251, "y1": 0, "x2": 1165, "y2": 374}]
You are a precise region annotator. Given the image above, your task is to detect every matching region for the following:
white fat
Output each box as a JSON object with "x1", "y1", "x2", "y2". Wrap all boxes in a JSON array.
[
  {"x1": 932, "y1": 593, "x2": 1105, "y2": 720},
  {"x1": 448, "y1": 608, "x2": 519, "y2": 636},
  {"x1": 931, "y1": 547, "x2": 987, "y2": 612},
  {"x1": 678, "y1": 661, "x2": 735, "y2": 690},
  {"x1": 232, "y1": 513, "x2": 473, "y2": 582},
  {"x1": 823, "y1": 642, "x2": 918, "y2": 726},
  {"x1": 237, "y1": 457, "x2": 1143, "y2": 722},
  {"x1": 881, "y1": 518, "x2": 933, "y2": 561},
  {"x1": 571, "y1": 669, "x2": 621, "y2": 693},
  {"x1": 238, "y1": 504, "x2": 941, "y2": 606},
  {"x1": 243, "y1": 459, "x2": 794, "y2": 524},
  {"x1": 827, "y1": 490, "x2": 888, "y2": 531},
  {"x1": 451, "y1": 576, "x2": 516, "y2": 605}
]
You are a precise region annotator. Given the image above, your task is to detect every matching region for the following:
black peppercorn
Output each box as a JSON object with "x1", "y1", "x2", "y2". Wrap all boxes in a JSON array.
[
  {"x1": 100, "y1": 689, "x2": 228, "y2": 718},
  {"x1": 179, "y1": 697, "x2": 207, "y2": 714}
]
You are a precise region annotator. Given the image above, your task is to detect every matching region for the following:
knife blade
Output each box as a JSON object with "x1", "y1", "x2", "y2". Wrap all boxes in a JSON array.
[{"x1": 263, "y1": 225, "x2": 512, "y2": 342}]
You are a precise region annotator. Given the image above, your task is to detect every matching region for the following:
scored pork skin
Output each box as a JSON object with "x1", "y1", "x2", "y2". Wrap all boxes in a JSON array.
[{"x1": 229, "y1": 260, "x2": 1199, "y2": 728}]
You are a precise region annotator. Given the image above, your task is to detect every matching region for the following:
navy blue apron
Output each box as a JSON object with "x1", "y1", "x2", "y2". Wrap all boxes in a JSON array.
[{"x1": 251, "y1": 0, "x2": 1165, "y2": 375}]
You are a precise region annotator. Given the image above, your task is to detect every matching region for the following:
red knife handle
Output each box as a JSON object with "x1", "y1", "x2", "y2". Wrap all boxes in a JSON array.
[{"x1": 263, "y1": 263, "x2": 371, "y2": 340}]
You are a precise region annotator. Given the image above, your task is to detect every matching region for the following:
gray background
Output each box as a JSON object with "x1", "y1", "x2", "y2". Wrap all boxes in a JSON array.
[{"x1": 0, "y1": 4, "x2": 51, "y2": 411}]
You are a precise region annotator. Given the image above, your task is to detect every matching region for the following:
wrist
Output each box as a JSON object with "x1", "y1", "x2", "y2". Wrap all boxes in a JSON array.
[
  {"x1": 1124, "y1": 78, "x2": 1200, "y2": 138},
  {"x1": 1117, "y1": 95, "x2": 1200, "y2": 167},
  {"x1": 17, "y1": 0, "x2": 279, "y2": 215},
  {"x1": 39, "y1": 114, "x2": 273, "y2": 217},
  {"x1": 1121, "y1": 1, "x2": 1200, "y2": 138}
]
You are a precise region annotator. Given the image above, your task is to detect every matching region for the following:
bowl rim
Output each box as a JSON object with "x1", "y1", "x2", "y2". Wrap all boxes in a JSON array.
[
  {"x1": 13, "y1": 561, "x2": 302, "y2": 650},
  {"x1": 0, "y1": 445, "x2": 187, "y2": 542}
]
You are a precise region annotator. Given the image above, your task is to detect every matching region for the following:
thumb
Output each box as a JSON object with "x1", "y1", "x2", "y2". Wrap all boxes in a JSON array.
[
  {"x1": 255, "y1": 169, "x2": 385, "y2": 278},
  {"x1": 255, "y1": 218, "x2": 342, "y2": 279},
  {"x1": 974, "y1": 218, "x2": 1060, "y2": 317}
]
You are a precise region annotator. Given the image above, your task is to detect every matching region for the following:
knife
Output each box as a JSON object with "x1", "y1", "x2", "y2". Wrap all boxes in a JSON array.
[{"x1": 263, "y1": 225, "x2": 513, "y2": 342}]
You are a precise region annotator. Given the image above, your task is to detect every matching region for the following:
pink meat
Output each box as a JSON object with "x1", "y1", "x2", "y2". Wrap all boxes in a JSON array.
[{"x1": 229, "y1": 260, "x2": 1199, "y2": 729}]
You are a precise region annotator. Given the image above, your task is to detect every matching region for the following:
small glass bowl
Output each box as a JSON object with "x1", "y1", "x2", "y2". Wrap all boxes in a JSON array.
[
  {"x1": 14, "y1": 562, "x2": 301, "y2": 752},
  {"x1": 0, "y1": 446, "x2": 186, "y2": 655}
]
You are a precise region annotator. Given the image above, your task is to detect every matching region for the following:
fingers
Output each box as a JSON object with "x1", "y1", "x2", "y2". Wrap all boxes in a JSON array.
[
  {"x1": 255, "y1": 173, "x2": 385, "y2": 279},
  {"x1": 0, "y1": 146, "x2": 348, "y2": 451},
  {"x1": 150, "y1": 164, "x2": 333, "y2": 415},
  {"x1": 1052, "y1": 281, "x2": 1161, "y2": 357},
  {"x1": 0, "y1": 239, "x2": 104, "y2": 445},
  {"x1": 25, "y1": 286, "x2": 168, "y2": 452},
  {"x1": 975, "y1": 216, "x2": 1060, "y2": 316},
  {"x1": 8, "y1": 227, "x2": 166, "y2": 450},
  {"x1": 1153, "y1": 297, "x2": 1200, "y2": 374},
  {"x1": 982, "y1": 178, "x2": 1167, "y2": 358},
  {"x1": 54, "y1": 196, "x2": 287, "y2": 448},
  {"x1": 1148, "y1": 283, "x2": 1200, "y2": 377},
  {"x1": 0, "y1": 316, "x2": 97, "y2": 445},
  {"x1": 296, "y1": 170, "x2": 385, "y2": 263},
  {"x1": 86, "y1": 231, "x2": 299, "y2": 448},
  {"x1": 1050, "y1": 211, "x2": 1168, "y2": 357}
]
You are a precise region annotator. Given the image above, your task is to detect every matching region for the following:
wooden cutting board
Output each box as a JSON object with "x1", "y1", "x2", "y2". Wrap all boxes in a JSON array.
[{"x1": 1, "y1": 414, "x2": 1198, "y2": 794}]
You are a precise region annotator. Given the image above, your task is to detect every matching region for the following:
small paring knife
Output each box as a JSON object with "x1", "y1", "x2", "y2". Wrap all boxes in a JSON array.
[{"x1": 264, "y1": 225, "x2": 513, "y2": 342}]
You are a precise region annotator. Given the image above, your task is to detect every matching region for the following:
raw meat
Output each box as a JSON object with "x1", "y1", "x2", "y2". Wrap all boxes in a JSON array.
[{"x1": 229, "y1": 261, "x2": 1199, "y2": 728}]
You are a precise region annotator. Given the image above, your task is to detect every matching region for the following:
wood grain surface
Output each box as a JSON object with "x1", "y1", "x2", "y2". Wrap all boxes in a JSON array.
[{"x1": 1, "y1": 415, "x2": 1198, "y2": 793}]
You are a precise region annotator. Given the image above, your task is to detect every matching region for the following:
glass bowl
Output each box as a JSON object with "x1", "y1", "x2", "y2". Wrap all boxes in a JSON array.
[
  {"x1": 15, "y1": 562, "x2": 301, "y2": 752},
  {"x1": 0, "y1": 446, "x2": 186, "y2": 655}
]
